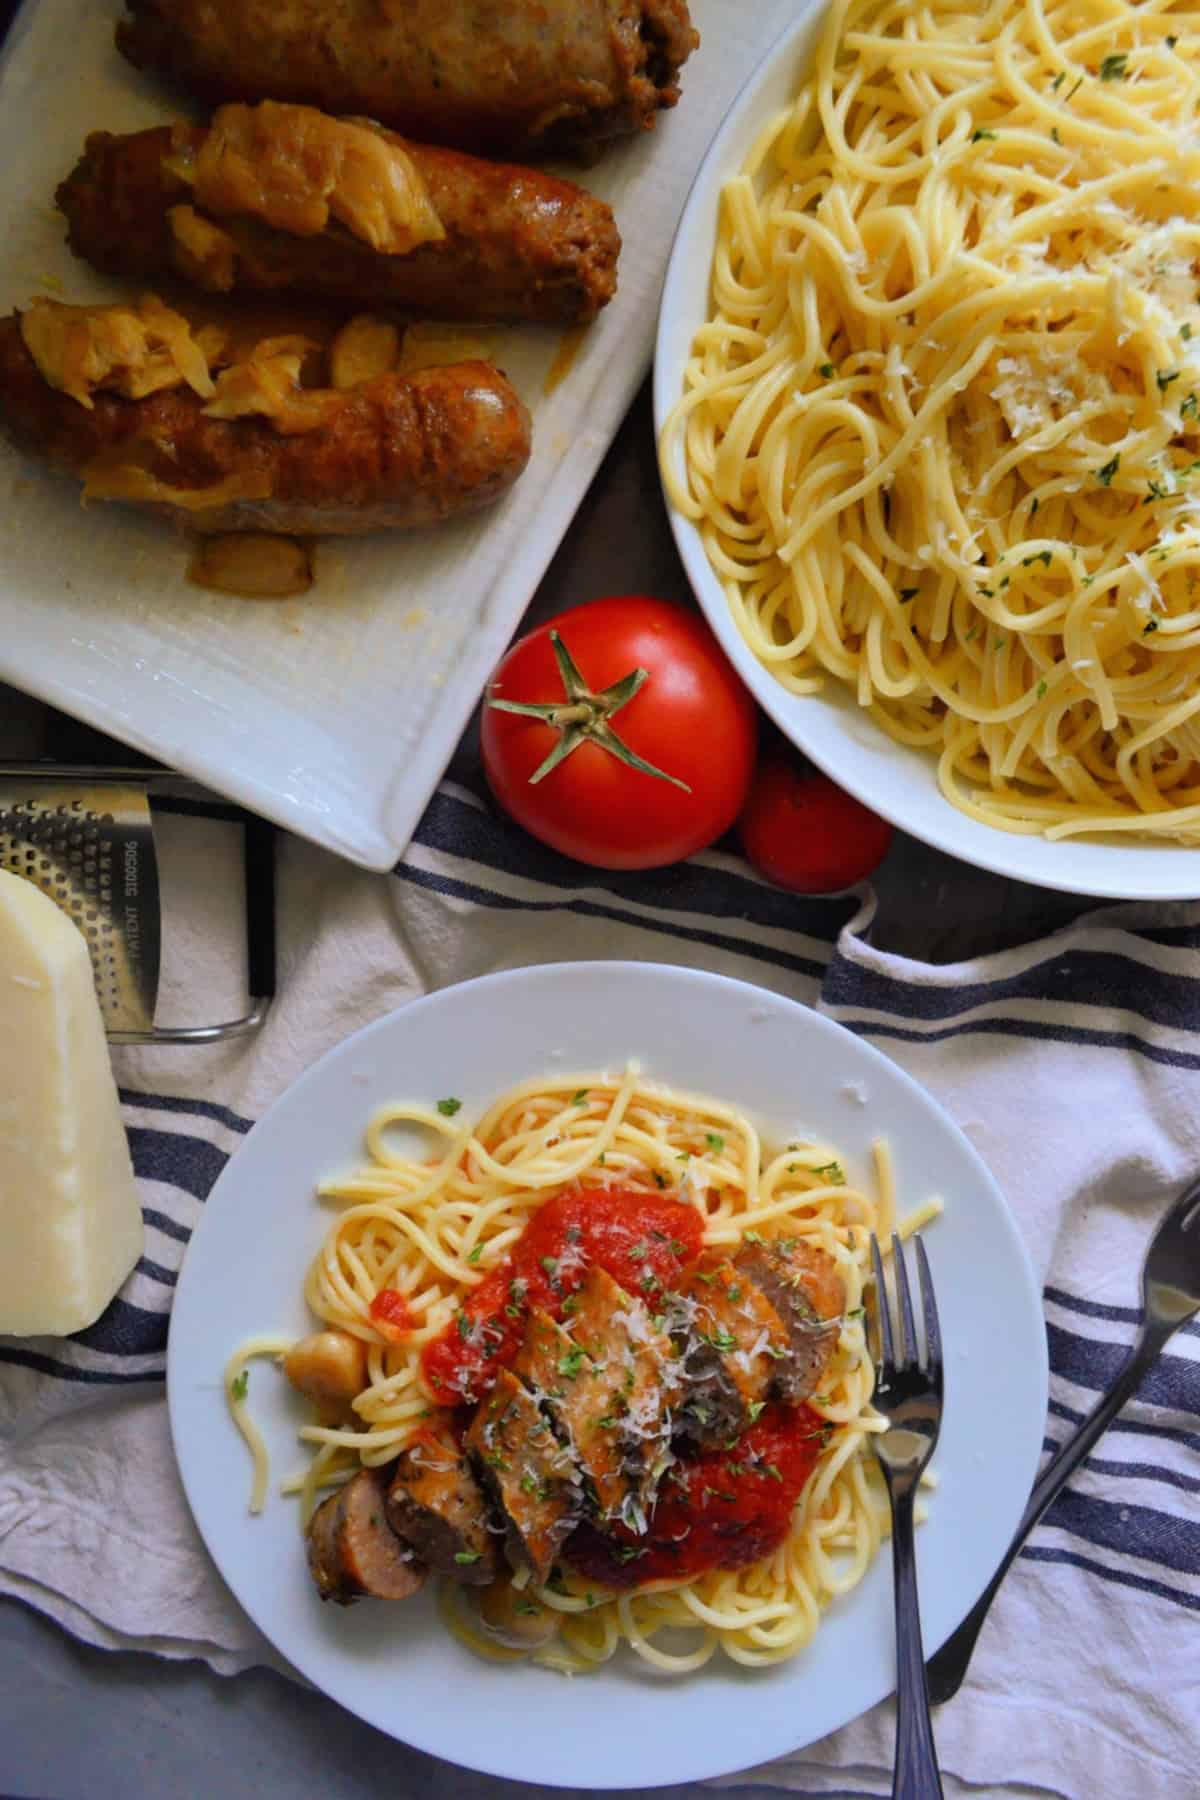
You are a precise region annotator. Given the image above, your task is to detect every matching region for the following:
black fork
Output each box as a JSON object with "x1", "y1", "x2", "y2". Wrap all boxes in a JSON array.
[{"x1": 868, "y1": 1233, "x2": 945, "y2": 1800}]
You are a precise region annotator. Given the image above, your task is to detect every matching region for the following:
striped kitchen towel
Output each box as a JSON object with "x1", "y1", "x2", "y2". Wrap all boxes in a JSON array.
[{"x1": 0, "y1": 763, "x2": 1197, "y2": 1800}]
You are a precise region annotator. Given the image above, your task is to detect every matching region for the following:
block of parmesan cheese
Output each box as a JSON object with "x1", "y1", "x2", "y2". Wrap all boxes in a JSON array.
[{"x1": 0, "y1": 870, "x2": 143, "y2": 1336}]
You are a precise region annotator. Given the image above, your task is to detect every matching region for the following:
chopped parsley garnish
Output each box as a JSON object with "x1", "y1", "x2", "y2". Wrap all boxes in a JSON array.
[
  {"x1": 1167, "y1": 35, "x2": 1178, "y2": 50},
  {"x1": 707, "y1": 1329, "x2": 738, "y2": 1354},
  {"x1": 762, "y1": 1463, "x2": 783, "y2": 1483},
  {"x1": 466, "y1": 1245, "x2": 483, "y2": 1265},
  {"x1": 456, "y1": 1312, "x2": 471, "y2": 1341},
  {"x1": 540, "y1": 1255, "x2": 559, "y2": 1278},
  {"x1": 558, "y1": 1347, "x2": 587, "y2": 1379},
  {"x1": 1099, "y1": 52, "x2": 1128, "y2": 81},
  {"x1": 726, "y1": 1283, "x2": 743, "y2": 1302},
  {"x1": 454, "y1": 1551, "x2": 482, "y2": 1565},
  {"x1": 231, "y1": 1369, "x2": 248, "y2": 1401},
  {"x1": 747, "y1": 1399, "x2": 766, "y2": 1423},
  {"x1": 1096, "y1": 453, "x2": 1120, "y2": 487},
  {"x1": 705, "y1": 1132, "x2": 725, "y2": 1152},
  {"x1": 1050, "y1": 126, "x2": 1061, "y2": 145},
  {"x1": 1051, "y1": 71, "x2": 1065, "y2": 91},
  {"x1": 899, "y1": 586, "x2": 920, "y2": 602},
  {"x1": 845, "y1": 1305, "x2": 866, "y2": 1320},
  {"x1": 652, "y1": 1171, "x2": 668, "y2": 1189},
  {"x1": 971, "y1": 128, "x2": 996, "y2": 141},
  {"x1": 628, "y1": 1242, "x2": 648, "y2": 1262},
  {"x1": 1183, "y1": 325, "x2": 1193, "y2": 342},
  {"x1": 520, "y1": 1473, "x2": 537, "y2": 1494},
  {"x1": 814, "y1": 1160, "x2": 846, "y2": 1183},
  {"x1": 613, "y1": 1545, "x2": 647, "y2": 1564},
  {"x1": 595, "y1": 1414, "x2": 617, "y2": 1430},
  {"x1": 1036, "y1": 679, "x2": 1048, "y2": 699},
  {"x1": 743, "y1": 1229, "x2": 764, "y2": 1245},
  {"x1": 1183, "y1": 395, "x2": 1199, "y2": 422},
  {"x1": 571, "y1": 1089, "x2": 589, "y2": 1105},
  {"x1": 1022, "y1": 550, "x2": 1053, "y2": 568},
  {"x1": 516, "y1": 1601, "x2": 541, "y2": 1616},
  {"x1": 1030, "y1": 497, "x2": 1040, "y2": 515},
  {"x1": 1157, "y1": 369, "x2": 1181, "y2": 393},
  {"x1": 1065, "y1": 74, "x2": 1084, "y2": 100},
  {"x1": 1144, "y1": 618, "x2": 1160, "y2": 634},
  {"x1": 669, "y1": 1239, "x2": 686, "y2": 1257},
  {"x1": 436, "y1": 1096, "x2": 462, "y2": 1117},
  {"x1": 1146, "y1": 479, "x2": 1170, "y2": 503},
  {"x1": 819, "y1": 361, "x2": 836, "y2": 377}
]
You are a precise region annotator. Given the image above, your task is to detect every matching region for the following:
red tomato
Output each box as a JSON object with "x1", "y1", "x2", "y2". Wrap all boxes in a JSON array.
[
  {"x1": 369, "y1": 1289, "x2": 414, "y2": 1341},
  {"x1": 739, "y1": 754, "x2": 893, "y2": 893},
  {"x1": 482, "y1": 596, "x2": 757, "y2": 870}
]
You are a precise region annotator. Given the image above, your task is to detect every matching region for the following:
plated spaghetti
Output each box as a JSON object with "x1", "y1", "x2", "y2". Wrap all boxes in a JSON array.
[
  {"x1": 662, "y1": 0, "x2": 1200, "y2": 842},
  {"x1": 227, "y1": 1068, "x2": 939, "y2": 1675}
]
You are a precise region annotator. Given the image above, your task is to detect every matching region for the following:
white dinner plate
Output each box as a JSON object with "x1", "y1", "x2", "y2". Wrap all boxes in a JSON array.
[
  {"x1": 654, "y1": 5, "x2": 1200, "y2": 902},
  {"x1": 168, "y1": 961, "x2": 1047, "y2": 1789}
]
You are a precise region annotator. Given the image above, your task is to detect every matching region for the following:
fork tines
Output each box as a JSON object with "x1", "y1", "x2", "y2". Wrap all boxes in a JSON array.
[{"x1": 869, "y1": 1232, "x2": 943, "y2": 1391}]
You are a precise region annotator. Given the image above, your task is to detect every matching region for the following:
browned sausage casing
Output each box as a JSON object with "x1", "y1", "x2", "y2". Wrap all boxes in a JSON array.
[
  {"x1": 0, "y1": 316, "x2": 532, "y2": 537},
  {"x1": 57, "y1": 123, "x2": 621, "y2": 327},
  {"x1": 116, "y1": 0, "x2": 698, "y2": 161},
  {"x1": 307, "y1": 1468, "x2": 426, "y2": 1604}
]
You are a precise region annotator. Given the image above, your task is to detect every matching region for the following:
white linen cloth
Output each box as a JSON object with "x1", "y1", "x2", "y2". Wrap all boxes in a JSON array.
[{"x1": 1, "y1": 779, "x2": 1198, "y2": 1800}]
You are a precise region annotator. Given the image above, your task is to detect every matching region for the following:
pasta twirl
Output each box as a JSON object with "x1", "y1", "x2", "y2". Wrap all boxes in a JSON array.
[{"x1": 662, "y1": 0, "x2": 1200, "y2": 841}]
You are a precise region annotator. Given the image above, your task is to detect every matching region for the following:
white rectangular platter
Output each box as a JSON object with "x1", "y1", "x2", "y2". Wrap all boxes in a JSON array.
[{"x1": 0, "y1": 0, "x2": 792, "y2": 868}]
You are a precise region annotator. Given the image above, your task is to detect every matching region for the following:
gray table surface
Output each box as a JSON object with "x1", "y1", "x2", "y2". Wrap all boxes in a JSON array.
[{"x1": 0, "y1": 378, "x2": 1093, "y2": 1800}]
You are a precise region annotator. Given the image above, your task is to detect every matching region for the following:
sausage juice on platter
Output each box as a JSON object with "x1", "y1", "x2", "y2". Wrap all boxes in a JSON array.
[{"x1": 226, "y1": 1069, "x2": 941, "y2": 1673}]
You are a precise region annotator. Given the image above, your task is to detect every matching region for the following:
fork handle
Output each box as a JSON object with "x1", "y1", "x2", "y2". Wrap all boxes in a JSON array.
[
  {"x1": 926, "y1": 1320, "x2": 1171, "y2": 1705},
  {"x1": 890, "y1": 1484, "x2": 945, "y2": 1799}
]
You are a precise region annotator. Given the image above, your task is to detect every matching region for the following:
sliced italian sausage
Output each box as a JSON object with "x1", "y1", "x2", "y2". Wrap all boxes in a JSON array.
[
  {"x1": 734, "y1": 1238, "x2": 845, "y2": 1404},
  {"x1": 306, "y1": 1467, "x2": 426, "y2": 1605},
  {"x1": 385, "y1": 1419, "x2": 498, "y2": 1586}
]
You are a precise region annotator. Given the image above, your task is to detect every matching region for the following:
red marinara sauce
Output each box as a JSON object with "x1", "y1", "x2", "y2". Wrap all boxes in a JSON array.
[
  {"x1": 421, "y1": 1185, "x2": 704, "y2": 1404},
  {"x1": 370, "y1": 1288, "x2": 415, "y2": 1341},
  {"x1": 564, "y1": 1404, "x2": 828, "y2": 1587}
]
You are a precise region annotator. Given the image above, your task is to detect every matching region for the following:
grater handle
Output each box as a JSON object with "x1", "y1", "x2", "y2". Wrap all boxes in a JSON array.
[{"x1": 243, "y1": 816, "x2": 277, "y2": 1005}]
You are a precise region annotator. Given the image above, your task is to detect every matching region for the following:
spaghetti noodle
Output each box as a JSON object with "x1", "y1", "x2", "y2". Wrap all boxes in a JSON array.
[
  {"x1": 228, "y1": 1068, "x2": 939, "y2": 1674},
  {"x1": 661, "y1": 0, "x2": 1200, "y2": 841}
]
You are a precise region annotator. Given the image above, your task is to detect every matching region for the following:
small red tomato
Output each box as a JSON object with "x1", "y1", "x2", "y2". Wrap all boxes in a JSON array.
[
  {"x1": 482, "y1": 596, "x2": 757, "y2": 870},
  {"x1": 369, "y1": 1289, "x2": 414, "y2": 1341},
  {"x1": 739, "y1": 755, "x2": 893, "y2": 893}
]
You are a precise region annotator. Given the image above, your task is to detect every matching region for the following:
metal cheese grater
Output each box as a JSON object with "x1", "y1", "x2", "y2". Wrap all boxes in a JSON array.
[{"x1": 0, "y1": 765, "x2": 275, "y2": 1043}]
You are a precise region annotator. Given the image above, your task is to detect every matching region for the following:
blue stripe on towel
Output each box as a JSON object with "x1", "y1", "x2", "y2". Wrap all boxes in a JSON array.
[
  {"x1": 1021, "y1": 1544, "x2": 1200, "y2": 1614},
  {"x1": 128, "y1": 1128, "x2": 228, "y2": 1202},
  {"x1": 837, "y1": 1013, "x2": 1200, "y2": 1072},
  {"x1": 120, "y1": 1089, "x2": 254, "y2": 1134},
  {"x1": 1047, "y1": 1322, "x2": 1200, "y2": 1415},
  {"x1": 412, "y1": 788, "x2": 857, "y2": 941},
  {"x1": 0, "y1": 1347, "x2": 163, "y2": 1385},
  {"x1": 393, "y1": 862, "x2": 833, "y2": 981}
]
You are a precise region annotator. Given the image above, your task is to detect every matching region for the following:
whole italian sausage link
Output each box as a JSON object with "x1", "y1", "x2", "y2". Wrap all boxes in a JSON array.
[
  {"x1": 116, "y1": 0, "x2": 699, "y2": 161},
  {"x1": 0, "y1": 315, "x2": 532, "y2": 537},
  {"x1": 56, "y1": 118, "x2": 621, "y2": 327}
]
